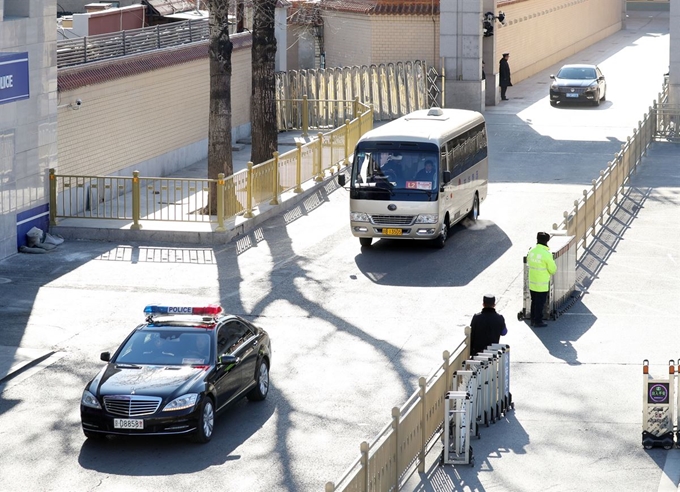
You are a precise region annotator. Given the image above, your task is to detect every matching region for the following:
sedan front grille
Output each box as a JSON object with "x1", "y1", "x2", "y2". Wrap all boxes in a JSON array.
[
  {"x1": 370, "y1": 215, "x2": 416, "y2": 225},
  {"x1": 558, "y1": 87, "x2": 586, "y2": 94},
  {"x1": 104, "y1": 395, "x2": 162, "y2": 416}
]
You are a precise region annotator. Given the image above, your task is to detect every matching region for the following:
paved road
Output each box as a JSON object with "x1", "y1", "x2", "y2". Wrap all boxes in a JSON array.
[{"x1": 0, "y1": 10, "x2": 676, "y2": 492}]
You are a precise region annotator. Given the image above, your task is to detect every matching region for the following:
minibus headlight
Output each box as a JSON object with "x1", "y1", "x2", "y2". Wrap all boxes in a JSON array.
[
  {"x1": 350, "y1": 212, "x2": 370, "y2": 222},
  {"x1": 415, "y1": 214, "x2": 438, "y2": 224}
]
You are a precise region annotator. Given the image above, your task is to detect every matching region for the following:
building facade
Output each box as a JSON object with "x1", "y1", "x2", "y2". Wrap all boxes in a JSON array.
[{"x1": 0, "y1": 1, "x2": 58, "y2": 259}]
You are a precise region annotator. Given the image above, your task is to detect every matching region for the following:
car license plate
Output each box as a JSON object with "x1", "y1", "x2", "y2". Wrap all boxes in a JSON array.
[
  {"x1": 383, "y1": 228, "x2": 402, "y2": 236},
  {"x1": 566, "y1": 93, "x2": 579, "y2": 98},
  {"x1": 114, "y1": 418, "x2": 144, "y2": 429}
]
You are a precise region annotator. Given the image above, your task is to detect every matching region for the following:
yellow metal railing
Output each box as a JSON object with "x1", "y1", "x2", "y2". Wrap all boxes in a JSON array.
[
  {"x1": 325, "y1": 334, "x2": 471, "y2": 492},
  {"x1": 49, "y1": 101, "x2": 372, "y2": 227},
  {"x1": 551, "y1": 78, "x2": 669, "y2": 257}
]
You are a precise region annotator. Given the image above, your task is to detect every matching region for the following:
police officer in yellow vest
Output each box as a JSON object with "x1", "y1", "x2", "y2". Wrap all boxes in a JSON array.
[{"x1": 527, "y1": 232, "x2": 557, "y2": 327}]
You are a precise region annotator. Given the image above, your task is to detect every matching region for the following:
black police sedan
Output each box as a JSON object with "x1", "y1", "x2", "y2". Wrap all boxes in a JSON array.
[
  {"x1": 549, "y1": 64, "x2": 607, "y2": 107},
  {"x1": 80, "y1": 305, "x2": 272, "y2": 443}
]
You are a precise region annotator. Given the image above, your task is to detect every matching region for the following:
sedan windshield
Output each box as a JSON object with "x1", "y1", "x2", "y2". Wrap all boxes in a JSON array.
[
  {"x1": 557, "y1": 67, "x2": 596, "y2": 79},
  {"x1": 115, "y1": 330, "x2": 212, "y2": 365}
]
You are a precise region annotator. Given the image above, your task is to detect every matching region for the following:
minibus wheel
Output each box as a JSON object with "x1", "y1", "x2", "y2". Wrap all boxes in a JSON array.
[
  {"x1": 434, "y1": 218, "x2": 449, "y2": 249},
  {"x1": 467, "y1": 194, "x2": 479, "y2": 221},
  {"x1": 360, "y1": 237, "x2": 373, "y2": 247}
]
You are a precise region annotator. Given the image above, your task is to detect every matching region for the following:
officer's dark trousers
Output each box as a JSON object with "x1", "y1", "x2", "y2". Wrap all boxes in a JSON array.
[{"x1": 530, "y1": 290, "x2": 548, "y2": 324}]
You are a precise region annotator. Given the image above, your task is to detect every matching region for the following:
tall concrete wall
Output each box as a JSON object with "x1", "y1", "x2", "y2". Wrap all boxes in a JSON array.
[
  {"x1": 57, "y1": 35, "x2": 252, "y2": 180},
  {"x1": 0, "y1": 0, "x2": 58, "y2": 259}
]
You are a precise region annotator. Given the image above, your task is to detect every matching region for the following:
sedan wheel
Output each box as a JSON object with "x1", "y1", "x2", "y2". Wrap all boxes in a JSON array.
[
  {"x1": 247, "y1": 360, "x2": 270, "y2": 401},
  {"x1": 192, "y1": 398, "x2": 214, "y2": 443}
]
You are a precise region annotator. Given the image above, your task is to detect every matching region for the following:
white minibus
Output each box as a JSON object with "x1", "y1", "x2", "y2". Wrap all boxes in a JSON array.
[{"x1": 339, "y1": 107, "x2": 488, "y2": 248}]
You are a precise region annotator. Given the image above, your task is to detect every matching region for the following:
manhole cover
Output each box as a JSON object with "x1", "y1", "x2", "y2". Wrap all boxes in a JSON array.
[{"x1": 0, "y1": 277, "x2": 11, "y2": 284}]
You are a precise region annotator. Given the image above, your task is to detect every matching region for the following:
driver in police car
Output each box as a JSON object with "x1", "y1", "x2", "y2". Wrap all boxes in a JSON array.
[{"x1": 144, "y1": 335, "x2": 173, "y2": 357}]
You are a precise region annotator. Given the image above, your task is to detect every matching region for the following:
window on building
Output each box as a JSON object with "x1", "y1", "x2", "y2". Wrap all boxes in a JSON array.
[{"x1": 5, "y1": 0, "x2": 30, "y2": 18}]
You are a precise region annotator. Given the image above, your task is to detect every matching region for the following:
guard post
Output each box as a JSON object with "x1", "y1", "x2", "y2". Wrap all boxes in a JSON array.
[{"x1": 642, "y1": 359, "x2": 675, "y2": 450}]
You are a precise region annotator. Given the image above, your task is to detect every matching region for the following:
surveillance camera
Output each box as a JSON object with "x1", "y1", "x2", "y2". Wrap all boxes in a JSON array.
[{"x1": 76, "y1": 99, "x2": 82, "y2": 106}]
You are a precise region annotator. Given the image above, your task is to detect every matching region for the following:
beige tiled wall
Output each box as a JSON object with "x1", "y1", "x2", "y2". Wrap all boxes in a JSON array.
[
  {"x1": 57, "y1": 45, "x2": 252, "y2": 178},
  {"x1": 370, "y1": 16, "x2": 440, "y2": 69},
  {"x1": 494, "y1": 0, "x2": 623, "y2": 83},
  {"x1": 324, "y1": 13, "x2": 440, "y2": 69},
  {"x1": 323, "y1": 12, "x2": 373, "y2": 68}
]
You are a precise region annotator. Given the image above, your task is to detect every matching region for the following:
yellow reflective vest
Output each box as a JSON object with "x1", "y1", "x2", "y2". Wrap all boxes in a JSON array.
[{"x1": 527, "y1": 244, "x2": 557, "y2": 292}]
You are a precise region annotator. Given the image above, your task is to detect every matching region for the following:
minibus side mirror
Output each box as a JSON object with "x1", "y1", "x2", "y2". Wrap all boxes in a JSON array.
[
  {"x1": 442, "y1": 171, "x2": 451, "y2": 184},
  {"x1": 338, "y1": 174, "x2": 346, "y2": 186}
]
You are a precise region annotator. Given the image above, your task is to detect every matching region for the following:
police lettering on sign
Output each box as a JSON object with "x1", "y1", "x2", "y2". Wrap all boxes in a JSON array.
[
  {"x1": 0, "y1": 75, "x2": 13, "y2": 89},
  {"x1": 167, "y1": 306, "x2": 193, "y2": 314},
  {"x1": 0, "y1": 52, "x2": 30, "y2": 105}
]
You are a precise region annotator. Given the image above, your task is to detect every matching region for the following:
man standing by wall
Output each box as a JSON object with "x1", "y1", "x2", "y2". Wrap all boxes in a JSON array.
[
  {"x1": 499, "y1": 52, "x2": 512, "y2": 101},
  {"x1": 527, "y1": 232, "x2": 557, "y2": 328}
]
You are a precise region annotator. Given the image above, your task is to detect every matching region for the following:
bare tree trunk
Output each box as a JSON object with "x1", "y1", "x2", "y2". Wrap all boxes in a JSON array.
[
  {"x1": 208, "y1": 0, "x2": 233, "y2": 212},
  {"x1": 250, "y1": 0, "x2": 278, "y2": 165}
]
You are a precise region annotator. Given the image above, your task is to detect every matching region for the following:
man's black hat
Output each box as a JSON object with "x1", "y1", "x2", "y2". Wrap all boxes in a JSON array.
[{"x1": 483, "y1": 294, "x2": 496, "y2": 306}]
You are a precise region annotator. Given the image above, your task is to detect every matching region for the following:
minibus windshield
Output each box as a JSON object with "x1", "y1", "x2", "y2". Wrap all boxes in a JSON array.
[{"x1": 351, "y1": 149, "x2": 440, "y2": 191}]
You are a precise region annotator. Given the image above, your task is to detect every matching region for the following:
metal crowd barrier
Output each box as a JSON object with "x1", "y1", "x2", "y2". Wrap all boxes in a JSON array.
[{"x1": 441, "y1": 343, "x2": 513, "y2": 468}]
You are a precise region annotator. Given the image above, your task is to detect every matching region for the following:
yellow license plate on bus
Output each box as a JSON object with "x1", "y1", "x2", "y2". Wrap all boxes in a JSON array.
[{"x1": 383, "y1": 228, "x2": 403, "y2": 236}]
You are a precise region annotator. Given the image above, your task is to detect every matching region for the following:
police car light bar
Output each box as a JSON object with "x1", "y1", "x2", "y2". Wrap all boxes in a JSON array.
[{"x1": 144, "y1": 305, "x2": 223, "y2": 317}]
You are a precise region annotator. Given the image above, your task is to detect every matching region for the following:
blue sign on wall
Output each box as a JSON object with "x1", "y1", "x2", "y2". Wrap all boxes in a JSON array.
[{"x1": 0, "y1": 52, "x2": 30, "y2": 105}]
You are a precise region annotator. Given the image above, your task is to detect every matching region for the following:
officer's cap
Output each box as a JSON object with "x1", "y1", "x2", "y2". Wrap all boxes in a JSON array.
[
  {"x1": 537, "y1": 232, "x2": 551, "y2": 244},
  {"x1": 483, "y1": 294, "x2": 496, "y2": 306}
]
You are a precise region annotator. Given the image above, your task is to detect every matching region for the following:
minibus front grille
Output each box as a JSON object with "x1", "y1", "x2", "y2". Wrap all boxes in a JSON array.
[{"x1": 370, "y1": 215, "x2": 415, "y2": 226}]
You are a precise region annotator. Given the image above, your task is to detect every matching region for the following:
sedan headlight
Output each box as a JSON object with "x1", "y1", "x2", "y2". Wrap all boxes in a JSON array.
[
  {"x1": 550, "y1": 82, "x2": 558, "y2": 90},
  {"x1": 81, "y1": 390, "x2": 102, "y2": 409},
  {"x1": 163, "y1": 393, "x2": 198, "y2": 412},
  {"x1": 350, "y1": 212, "x2": 370, "y2": 222},
  {"x1": 587, "y1": 81, "x2": 598, "y2": 90},
  {"x1": 415, "y1": 214, "x2": 439, "y2": 224}
]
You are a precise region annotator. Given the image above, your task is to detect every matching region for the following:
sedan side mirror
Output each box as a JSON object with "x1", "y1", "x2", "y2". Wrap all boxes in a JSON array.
[
  {"x1": 549, "y1": 74, "x2": 555, "y2": 80},
  {"x1": 337, "y1": 174, "x2": 346, "y2": 186},
  {"x1": 100, "y1": 352, "x2": 110, "y2": 362},
  {"x1": 218, "y1": 354, "x2": 240, "y2": 367}
]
